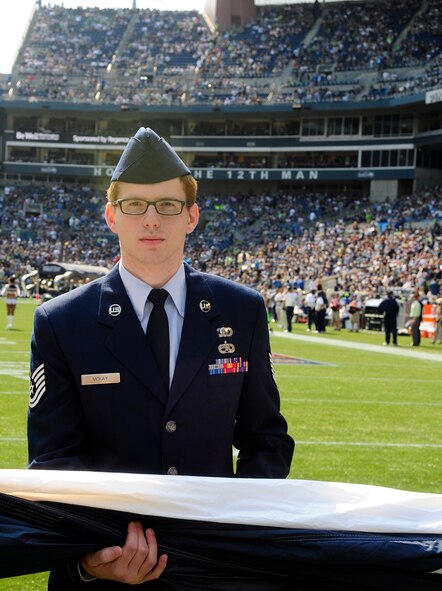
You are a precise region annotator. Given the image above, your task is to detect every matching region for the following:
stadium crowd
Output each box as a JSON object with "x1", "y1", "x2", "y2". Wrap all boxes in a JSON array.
[
  {"x1": 293, "y1": 0, "x2": 422, "y2": 72},
  {"x1": 0, "y1": 184, "x2": 440, "y2": 318},
  {"x1": 17, "y1": 6, "x2": 132, "y2": 78},
  {"x1": 1, "y1": 1, "x2": 440, "y2": 106}
]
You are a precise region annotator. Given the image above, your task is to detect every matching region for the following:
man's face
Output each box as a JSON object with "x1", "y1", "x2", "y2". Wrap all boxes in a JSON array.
[{"x1": 105, "y1": 178, "x2": 199, "y2": 280}]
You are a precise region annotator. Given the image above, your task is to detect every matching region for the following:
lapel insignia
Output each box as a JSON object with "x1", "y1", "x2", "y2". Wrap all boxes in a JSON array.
[
  {"x1": 199, "y1": 300, "x2": 211, "y2": 312},
  {"x1": 217, "y1": 327, "x2": 233, "y2": 338},
  {"x1": 109, "y1": 304, "x2": 122, "y2": 316},
  {"x1": 218, "y1": 341, "x2": 235, "y2": 354},
  {"x1": 208, "y1": 357, "x2": 248, "y2": 375}
]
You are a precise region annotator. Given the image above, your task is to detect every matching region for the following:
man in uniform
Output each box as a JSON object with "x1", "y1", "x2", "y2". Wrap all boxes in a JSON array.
[{"x1": 27, "y1": 128, "x2": 294, "y2": 589}]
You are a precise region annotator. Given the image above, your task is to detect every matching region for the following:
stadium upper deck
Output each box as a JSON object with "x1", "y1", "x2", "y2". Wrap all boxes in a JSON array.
[{"x1": 0, "y1": 1, "x2": 440, "y2": 105}]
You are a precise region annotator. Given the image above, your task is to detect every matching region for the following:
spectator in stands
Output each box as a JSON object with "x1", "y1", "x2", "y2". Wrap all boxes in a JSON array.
[{"x1": 428, "y1": 275, "x2": 440, "y2": 300}]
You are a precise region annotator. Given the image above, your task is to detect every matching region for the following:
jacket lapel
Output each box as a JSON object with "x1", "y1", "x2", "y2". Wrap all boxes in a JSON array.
[
  {"x1": 167, "y1": 266, "x2": 220, "y2": 411},
  {"x1": 97, "y1": 267, "x2": 168, "y2": 405}
]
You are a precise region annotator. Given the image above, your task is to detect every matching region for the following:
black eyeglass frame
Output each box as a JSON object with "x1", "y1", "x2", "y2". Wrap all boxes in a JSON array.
[{"x1": 111, "y1": 198, "x2": 188, "y2": 216}]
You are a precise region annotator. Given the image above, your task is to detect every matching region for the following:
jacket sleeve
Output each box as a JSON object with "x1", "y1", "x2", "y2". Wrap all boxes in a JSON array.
[
  {"x1": 28, "y1": 304, "x2": 91, "y2": 471},
  {"x1": 233, "y1": 296, "x2": 294, "y2": 478}
]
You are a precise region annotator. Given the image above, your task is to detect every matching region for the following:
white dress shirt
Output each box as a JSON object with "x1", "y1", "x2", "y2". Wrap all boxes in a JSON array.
[{"x1": 119, "y1": 262, "x2": 186, "y2": 386}]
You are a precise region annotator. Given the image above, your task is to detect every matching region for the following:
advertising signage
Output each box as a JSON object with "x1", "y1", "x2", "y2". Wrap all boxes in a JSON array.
[{"x1": 12, "y1": 132, "x2": 130, "y2": 145}]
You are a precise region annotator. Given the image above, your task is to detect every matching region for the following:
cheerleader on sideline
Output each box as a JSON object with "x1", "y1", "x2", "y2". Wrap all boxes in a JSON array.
[{"x1": 2, "y1": 276, "x2": 20, "y2": 329}]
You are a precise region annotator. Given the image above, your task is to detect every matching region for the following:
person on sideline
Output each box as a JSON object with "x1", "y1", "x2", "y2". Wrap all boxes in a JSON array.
[
  {"x1": 409, "y1": 291, "x2": 423, "y2": 347},
  {"x1": 304, "y1": 288, "x2": 316, "y2": 332},
  {"x1": 348, "y1": 296, "x2": 362, "y2": 333},
  {"x1": 431, "y1": 299, "x2": 442, "y2": 345},
  {"x1": 378, "y1": 292, "x2": 400, "y2": 346},
  {"x1": 284, "y1": 285, "x2": 299, "y2": 333},
  {"x1": 27, "y1": 127, "x2": 294, "y2": 590},
  {"x1": 314, "y1": 284, "x2": 327, "y2": 333},
  {"x1": 330, "y1": 295, "x2": 341, "y2": 331},
  {"x1": 2, "y1": 275, "x2": 20, "y2": 329}
]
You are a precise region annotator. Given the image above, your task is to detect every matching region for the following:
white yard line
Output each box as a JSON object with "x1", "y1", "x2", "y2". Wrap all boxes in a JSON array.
[
  {"x1": 281, "y1": 397, "x2": 442, "y2": 407},
  {"x1": 274, "y1": 332, "x2": 442, "y2": 362},
  {"x1": 297, "y1": 441, "x2": 442, "y2": 449}
]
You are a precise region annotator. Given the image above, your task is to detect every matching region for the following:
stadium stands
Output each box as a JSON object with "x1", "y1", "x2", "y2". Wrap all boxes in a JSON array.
[
  {"x1": 17, "y1": 6, "x2": 132, "y2": 78},
  {"x1": 1, "y1": 1, "x2": 440, "y2": 105},
  {"x1": 0, "y1": 0, "x2": 441, "y2": 313},
  {"x1": 0, "y1": 183, "x2": 440, "y2": 308}
]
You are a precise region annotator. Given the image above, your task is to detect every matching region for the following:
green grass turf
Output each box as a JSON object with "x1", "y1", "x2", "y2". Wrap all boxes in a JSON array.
[
  {"x1": 270, "y1": 323, "x2": 441, "y2": 492},
  {"x1": 0, "y1": 300, "x2": 441, "y2": 590}
]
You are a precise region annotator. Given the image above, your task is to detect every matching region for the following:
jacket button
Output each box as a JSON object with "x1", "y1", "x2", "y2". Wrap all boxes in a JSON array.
[
  {"x1": 165, "y1": 420, "x2": 177, "y2": 433},
  {"x1": 167, "y1": 466, "x2": 178, "y2": 475}
]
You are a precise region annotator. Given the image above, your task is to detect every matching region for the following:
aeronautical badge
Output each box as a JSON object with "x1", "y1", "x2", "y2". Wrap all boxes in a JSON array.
[
  {"x1": 29, "y1": 363, "x2": 46, "y2": 408},
  {"x1": 217, "y1": 327, "x2": 233, "y2": 338}
]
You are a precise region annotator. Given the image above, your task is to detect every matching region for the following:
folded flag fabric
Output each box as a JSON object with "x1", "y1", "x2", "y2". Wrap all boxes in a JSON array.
[{"x1": 0, "y1": 470, "x2": 441, "y2": 590}]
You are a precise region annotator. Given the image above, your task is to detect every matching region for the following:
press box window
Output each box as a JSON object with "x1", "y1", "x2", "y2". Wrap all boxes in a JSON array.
[
  {"x1": 301, "y1": 118, "x2": 325, "y2": 136},
  {"x1": 360, "y1": 149, "x2": 414, "y2": 168}
]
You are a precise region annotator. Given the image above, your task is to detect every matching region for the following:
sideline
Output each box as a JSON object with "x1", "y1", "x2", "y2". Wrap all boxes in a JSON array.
[{"x1": 274, "y1": 332, "x2": 442, "y2": 363}]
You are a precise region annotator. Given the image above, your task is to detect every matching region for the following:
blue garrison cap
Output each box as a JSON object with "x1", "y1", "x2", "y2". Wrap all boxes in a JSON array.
[{"x1": 111, "y1": 127, "x2": 191, "y2": 184}]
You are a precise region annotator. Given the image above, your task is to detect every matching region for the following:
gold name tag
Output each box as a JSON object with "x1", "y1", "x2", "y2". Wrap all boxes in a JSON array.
[{"x1": 81, "y1": 373, "x2": 121, "y2": 386}]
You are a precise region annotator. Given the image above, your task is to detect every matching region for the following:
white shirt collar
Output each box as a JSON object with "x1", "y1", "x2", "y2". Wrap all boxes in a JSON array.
[{"x1": 119, "y1": 262, "x2": 186, "y2": 322}]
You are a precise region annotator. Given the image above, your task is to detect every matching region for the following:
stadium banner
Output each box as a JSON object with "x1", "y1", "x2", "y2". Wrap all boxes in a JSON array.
[
  {"x1": 0, "y1": 470, "x2": 441, "y2": 588},
  {"x1": 3, "y1": 163, "x2": 415, "y2": 181}
]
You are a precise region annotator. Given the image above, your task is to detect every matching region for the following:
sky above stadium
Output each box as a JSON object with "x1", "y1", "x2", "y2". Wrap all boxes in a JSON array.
[{"x1": 0, "y1": 0, "x2": 352, "y2": 74}]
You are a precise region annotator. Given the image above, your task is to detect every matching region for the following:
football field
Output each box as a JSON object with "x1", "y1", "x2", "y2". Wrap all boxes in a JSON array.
[{"x1": 0, "y1": 299, "x2": 441, "y2": 590}]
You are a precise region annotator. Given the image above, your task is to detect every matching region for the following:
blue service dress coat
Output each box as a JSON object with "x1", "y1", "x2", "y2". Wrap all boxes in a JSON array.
[{"x1": 28, "y1": 263, "x2": 294, "y2": 480}]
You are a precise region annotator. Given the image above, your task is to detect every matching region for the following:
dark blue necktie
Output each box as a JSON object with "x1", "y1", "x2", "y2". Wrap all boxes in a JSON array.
[{"x1": 147, "y1": 289, "x2": 169, "y2": 389}]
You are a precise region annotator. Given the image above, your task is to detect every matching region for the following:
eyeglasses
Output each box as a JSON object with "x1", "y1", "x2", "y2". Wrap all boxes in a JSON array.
[{"x1": 111, "y1": 198, "x2": 187, "y2": 216}]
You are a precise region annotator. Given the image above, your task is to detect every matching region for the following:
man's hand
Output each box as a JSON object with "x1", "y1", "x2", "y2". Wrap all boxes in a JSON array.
[{"x1": 80, "y1": 521, "x2": 167, "y2": 584}]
